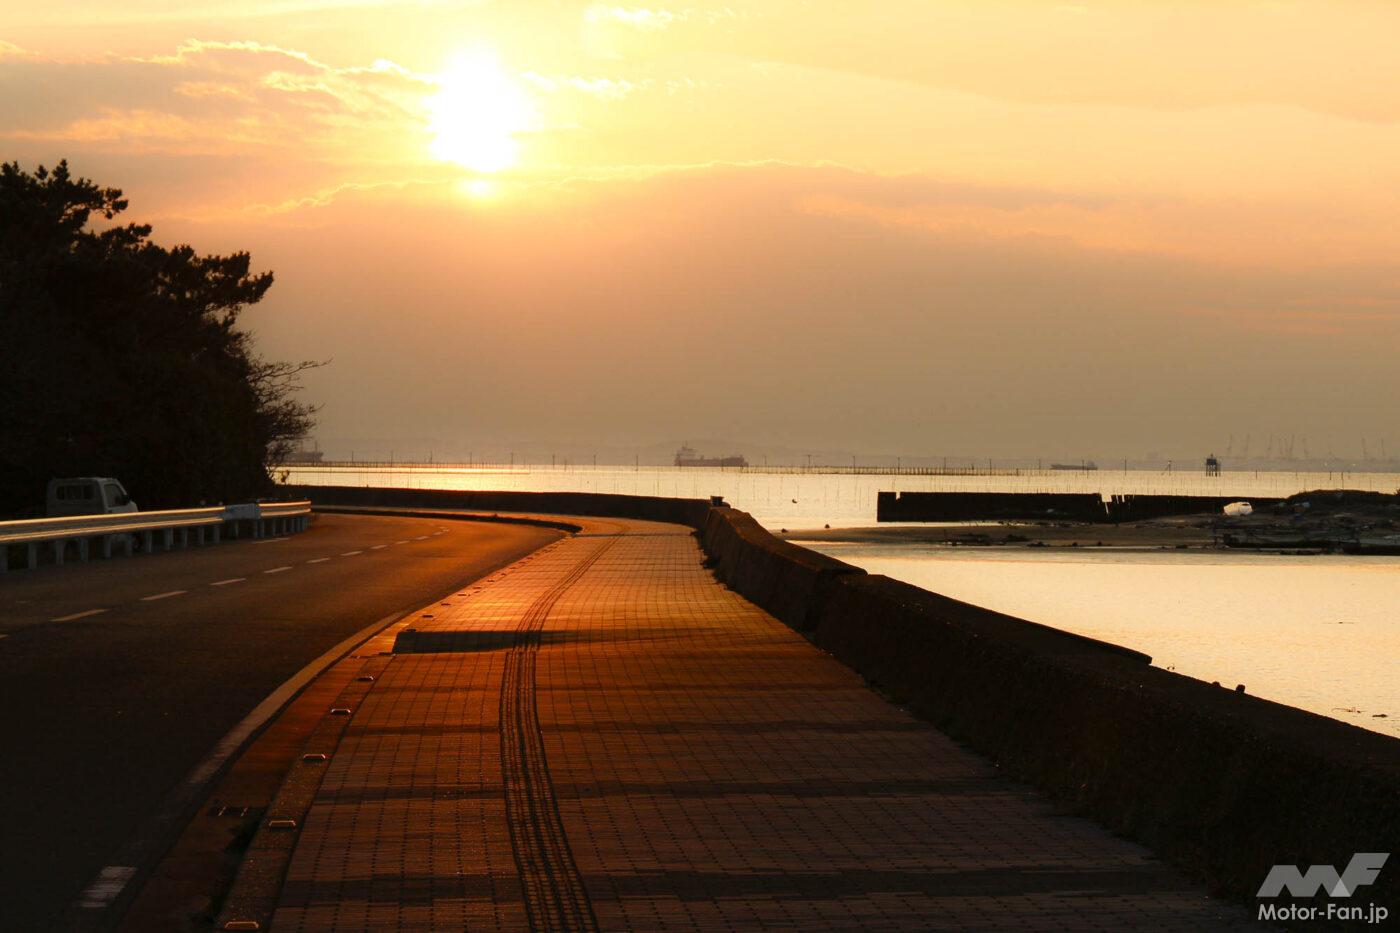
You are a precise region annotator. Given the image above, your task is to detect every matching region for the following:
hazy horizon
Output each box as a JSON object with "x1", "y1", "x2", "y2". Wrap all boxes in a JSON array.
[{"x1": 6, "y1": 2, "x2": 1399, "y2": 459}]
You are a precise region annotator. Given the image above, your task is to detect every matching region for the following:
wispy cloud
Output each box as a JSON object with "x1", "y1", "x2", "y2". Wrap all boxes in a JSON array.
[
  {"x1": 583, "y1": 5, "x2": 738, "y2": 30},
  {"x1": 0, "y1": 38, "x2": 431, "y2": 154}
]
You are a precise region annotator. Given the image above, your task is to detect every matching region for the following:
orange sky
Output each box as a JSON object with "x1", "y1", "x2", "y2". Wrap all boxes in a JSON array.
[{"x1": 4, "y1": 2, "x2": 1398, "y2": 460}]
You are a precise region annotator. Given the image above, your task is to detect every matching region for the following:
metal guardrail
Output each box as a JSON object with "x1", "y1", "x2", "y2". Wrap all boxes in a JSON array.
[{"x1": 0, "y1": 501, "x2": 312, "y2": 572}]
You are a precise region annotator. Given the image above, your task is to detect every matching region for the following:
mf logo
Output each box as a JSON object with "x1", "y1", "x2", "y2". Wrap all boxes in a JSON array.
[{"x1": 1257, "y1": 853, "x2": 1389, "y2": 898}]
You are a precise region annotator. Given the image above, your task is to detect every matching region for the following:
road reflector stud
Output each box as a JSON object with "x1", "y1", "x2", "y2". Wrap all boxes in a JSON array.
[
  {"x1": 302, "y1": 753, "x2": 329, "y2": 762},
  {"x1": 330, "y1": 707, "x2": 352, "y2": 716},
  {"x1": 223, "y1": 922, "x2": 261, "y2": 931},
  {"x1": 266, "y1": 819, "x2": 297, "y2": 831}
]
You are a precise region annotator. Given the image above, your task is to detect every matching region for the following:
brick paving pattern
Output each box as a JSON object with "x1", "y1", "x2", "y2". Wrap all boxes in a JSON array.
[{"x1": 265, "y1": 519, "x2": 1249, "y2": 931}]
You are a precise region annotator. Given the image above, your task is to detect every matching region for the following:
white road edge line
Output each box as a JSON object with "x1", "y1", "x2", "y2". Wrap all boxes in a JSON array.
[
  {"x1": 140, "y1": 590, "x2": 186, "y2": 602},
  {"x1": 210, "y1": 578, "x2": 245, "y2": 587},
  {"x1": 341, "y1": 550, "x2": 362, "y2": 556},
  {"x1": 307, "y1": 557, "x2": 330, "y2": 564},
  {"x1": 52, "y1": 608, "x2": 109, "y2": 623},
  {"x1": 264, "y1": 566, "x2": 293, "y2": 574},
  {"x1": 77, "y1": 865, "x2": 137, "y2": 909}
]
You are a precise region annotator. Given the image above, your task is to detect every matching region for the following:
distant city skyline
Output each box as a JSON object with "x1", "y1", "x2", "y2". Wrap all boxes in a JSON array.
[{"x1": 4, "y1": 2, "x2": 1398, "y2": 456}]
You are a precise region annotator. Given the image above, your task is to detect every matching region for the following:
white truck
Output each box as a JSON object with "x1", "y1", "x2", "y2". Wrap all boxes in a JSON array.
[{"x1": 46, "y1": 477, "x2": 138, "y2": 517}]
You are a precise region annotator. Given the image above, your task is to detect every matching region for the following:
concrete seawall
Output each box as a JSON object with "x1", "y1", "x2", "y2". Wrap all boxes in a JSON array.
[
  {"x1": 295, "y1": 485, "x2": 1399, "y2": 908},
  {"x1": 702, "y1": 504, "x2": 1400, "y2": 909},
  {"x1": 878, "y1": 490, "x2": 1288, "y2": 523},
  {"x1": 291, "y1": 484, "x2": 711, "y2": 528},
  {"x1": 878, "y1": 491, "x2": 1106, "y2": 522}
]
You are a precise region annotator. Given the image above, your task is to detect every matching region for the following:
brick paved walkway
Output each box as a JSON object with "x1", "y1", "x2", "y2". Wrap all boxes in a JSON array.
[{"x1": 227, "y1": 518, "x2": 1249, "y2": 931}]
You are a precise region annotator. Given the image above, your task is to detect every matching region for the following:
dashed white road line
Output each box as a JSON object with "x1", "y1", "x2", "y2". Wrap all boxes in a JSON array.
[
  {"x1": 412, "y1": 536, "x2": 427, "y2": 541},
  {"x1": 395, "y1": 540, "x2": 409, "y2": 545},
  {"x1": 140, "y1": 590, "x2": 186, "y2": 602},
  {"x1": 264, "y1": 566, "x2": 293, "y2": 574},
  {"x1": 51, "y1": 608, "x2": 108, "y2": 623},
  {"x1": 307, "y1": 557, "x2": 330, "y2": 564},
  {"x1": 210, "y1": 578, "x2": 245, "y2": 587},
  {"x1": 370, "y1": 544, "x2": 387, "y2": 550},
  {"x1": 341, "y1": 550, "x2": 362, "y2": 557},
  {"x1": 251, "y1": 537, "x2": 290, "y2": 545},
  {"x1": 77, "y1": 865, "x2": 137, "y2": 909}
]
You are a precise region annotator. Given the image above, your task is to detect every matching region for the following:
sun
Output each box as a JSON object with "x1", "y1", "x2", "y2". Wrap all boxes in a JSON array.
[{"x1": 428, "y1": 49, "x2": 534, "y2": 173}]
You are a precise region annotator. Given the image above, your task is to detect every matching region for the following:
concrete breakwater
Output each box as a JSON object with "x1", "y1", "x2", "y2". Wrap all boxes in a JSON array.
[
  {"x1": 291, "y1": 484, "x2": 710, "y2": 528},
  {"x1": 878, "y1": 490, "x2": 1286, "y2": 523},
  {"x1": 295, "y1": 485, "x2": 1399, "y2": 909}
]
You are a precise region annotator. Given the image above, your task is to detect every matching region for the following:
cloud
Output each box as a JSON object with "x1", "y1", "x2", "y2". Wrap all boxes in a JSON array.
[
  {"x1": 585, "y1": 6, "x2": 681, "y2": 30},
  {"x1": 0, "y1": 37, "x2": 433, "y2": 189},
  {"x1": 523, "y1": 71, "x2": 650, "y2": 100}
]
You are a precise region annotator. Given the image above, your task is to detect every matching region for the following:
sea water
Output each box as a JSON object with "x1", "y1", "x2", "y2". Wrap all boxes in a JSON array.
[{"x1": 799, "y1": 542, "x2": 1400, "y2": 738}]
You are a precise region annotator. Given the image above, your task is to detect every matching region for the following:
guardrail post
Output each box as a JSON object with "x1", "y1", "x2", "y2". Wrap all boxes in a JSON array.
[
  {"x1": 1, "y1": 548, "x2": 7, "y2": 573},
  {"x1": 77, "y1": 538, "x2": 89, "y2": 562},
  {"x1": 196, "y1": 527, "x2": 206, "y2": 547},
  {"x1": 163, "y1": 529, "x2": 174, "y2": 550},
  {"x1": 143, "y1": 530, "x2": 154, "y2": 554},
  {"x1": 178, "y1": 528, "x2": 188, "y2": 548},
  {"x1": 101, "y1": 536, "x2": 113, "y2": 559},
  {"x1": 51, "y1": 540, "x2": 64, "y2": 566},
  {"x1": 27, "y1": 543, "x2": 37, "y2": 569},
  {"x1": 123, "y1": 534, "x2": 134, "y2": 557},
  {"x1": 211, "y1": 525, "x2": 221, "y2": 544}
]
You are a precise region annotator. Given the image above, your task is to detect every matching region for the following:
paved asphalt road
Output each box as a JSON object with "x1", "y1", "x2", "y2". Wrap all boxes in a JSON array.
[{"x1": 0, "y1": 512, "x2": 561, "y2": 932}]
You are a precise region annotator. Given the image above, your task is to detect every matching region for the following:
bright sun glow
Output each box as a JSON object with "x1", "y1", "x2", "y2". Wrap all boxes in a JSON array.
[{"x1": 428, "y1": 49, "x2": 534, "y2": 173}]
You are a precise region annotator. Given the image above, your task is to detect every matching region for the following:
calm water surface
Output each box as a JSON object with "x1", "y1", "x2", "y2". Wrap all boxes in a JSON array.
[{"x1": 801, "y1": 543, "x2": 1400, "y2": 739}]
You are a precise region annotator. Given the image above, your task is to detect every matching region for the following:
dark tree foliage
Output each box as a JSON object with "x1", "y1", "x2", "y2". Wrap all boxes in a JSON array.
[{"x1": 0, "y1": 161, "x2": 318, "y2": 514}]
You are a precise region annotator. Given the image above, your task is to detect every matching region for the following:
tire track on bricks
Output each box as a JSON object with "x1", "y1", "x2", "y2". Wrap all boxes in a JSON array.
[{"x1": 500, "y1": 535, "x2": 616, "y2": 932}]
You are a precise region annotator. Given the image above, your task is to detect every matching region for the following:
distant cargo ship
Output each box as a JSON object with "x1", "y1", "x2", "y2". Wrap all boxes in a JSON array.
[
  {"x1": 1050, "y1": 461, "x2": 1097, "y2": 470},
  {"x1": 675, "y1": 445, "x2": 747, "y2": 468}
]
